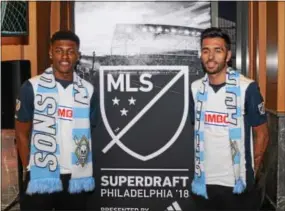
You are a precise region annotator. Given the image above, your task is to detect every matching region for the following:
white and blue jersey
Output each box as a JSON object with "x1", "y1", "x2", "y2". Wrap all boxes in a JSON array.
[
  {"x1": 189, "y1": 77, "x2": 267, "y2": 189},
  {"x1": 15, "y1": 77, "x2": 97, "y2": 174}
]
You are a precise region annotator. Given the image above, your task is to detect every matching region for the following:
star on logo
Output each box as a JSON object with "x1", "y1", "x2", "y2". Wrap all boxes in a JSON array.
[
  {"x1": 112, "y1": 97, "x2": 120, "y2": 106},
  {"x1": 128, "y1": 97, "x2": 136, "y2": 105},
  {"x1": 120, "y1": 108, "x2": 128, "y2": 116}
]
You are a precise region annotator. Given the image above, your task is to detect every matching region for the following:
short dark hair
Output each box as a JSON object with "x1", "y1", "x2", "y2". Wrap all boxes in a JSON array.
[
  {"x1": 200, "y1": 27, "x2": 231, "y2": 50},
  {"x1": 50, "y1": 30, "x2": 80, "y2": 47}
]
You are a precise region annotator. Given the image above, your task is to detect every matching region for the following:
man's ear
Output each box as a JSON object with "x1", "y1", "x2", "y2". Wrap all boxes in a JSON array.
[
  {"x1": 49, "y1": 47, "x2": 52, "y2": 59},
  {"x1": 78, "y1": 51, "x2": 82, "y2": 61},
  {"x1": 226, "y1": 50, "x2": 232, "y2": 63}
]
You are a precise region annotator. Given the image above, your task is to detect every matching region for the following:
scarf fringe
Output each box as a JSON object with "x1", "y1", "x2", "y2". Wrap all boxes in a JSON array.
[
  {"x1": 191, "y1": 180, "x2": 208, "y2": 199},
  {"x1": 233, "y1": 178, "x2": 246, "y2": 194},
  {"x1": 26, "y1": 178, "x2": 62, "y2": 195},
  {"x1": 69, "y1": 177, "x2": 95, "y2": 193}
]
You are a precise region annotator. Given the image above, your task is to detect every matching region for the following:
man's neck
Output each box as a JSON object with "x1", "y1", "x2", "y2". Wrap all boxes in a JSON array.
[
  {"x1": 208, "y1": 67, "x2": 227, "y2": 85},
  {"x1": 53, "y1": 69, "x2": 73, "y2": 81}
]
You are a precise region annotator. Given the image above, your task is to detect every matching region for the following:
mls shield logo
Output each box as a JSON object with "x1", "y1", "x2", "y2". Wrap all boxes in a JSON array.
[{"x1": 100, "y1": 66, "x2": 189, "y2": 161}]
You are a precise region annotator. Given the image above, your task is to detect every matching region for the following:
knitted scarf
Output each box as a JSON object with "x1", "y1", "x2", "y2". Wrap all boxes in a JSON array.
[
  {"x1": 191, "y1": 68, "x2": 246, "y2": 199},
  {"x1": 26, "y1": 67, "x2": 95, "y2": 194}
]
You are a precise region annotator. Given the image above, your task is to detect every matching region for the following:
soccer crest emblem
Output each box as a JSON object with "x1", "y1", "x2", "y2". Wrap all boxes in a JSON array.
[{"x1": 100, "y1": 66, "x2": 189, "y2": 161}]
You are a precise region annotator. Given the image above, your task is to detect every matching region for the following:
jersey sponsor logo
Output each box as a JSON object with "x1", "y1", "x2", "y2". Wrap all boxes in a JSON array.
[
  {"x1": 205, "y1": 111, "x2": 227, "y2": 126},
  {"x1": 258, "y1": 102, "x2": 265, "y2": 115},
  {"x1": 58, "y1": 106, "x2": 73, "y2": 120}
]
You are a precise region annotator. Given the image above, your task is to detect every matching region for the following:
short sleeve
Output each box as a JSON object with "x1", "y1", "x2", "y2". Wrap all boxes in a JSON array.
[
  {"x1": 244, "y1": 82, "x2": 267, "y2": 127},
  {"x1": 15, "y1": 80, "x2": 34, "y2": 122}
]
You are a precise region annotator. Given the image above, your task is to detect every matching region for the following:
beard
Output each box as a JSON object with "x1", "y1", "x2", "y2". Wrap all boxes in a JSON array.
[{"x1": 201, "y1": 60, "x2": 227, "y2": 75}]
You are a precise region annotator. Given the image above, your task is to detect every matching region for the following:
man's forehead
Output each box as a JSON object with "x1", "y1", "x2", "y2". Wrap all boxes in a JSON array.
[
  {"x1": 51, "y1": 40, "x2": 78, "y2": 48},
  {"x1": 202, "y1": 38, "x2": 227, "y2": 48}
]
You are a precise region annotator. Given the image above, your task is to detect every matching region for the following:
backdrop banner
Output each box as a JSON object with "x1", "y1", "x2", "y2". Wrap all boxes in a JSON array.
[
  {"x1": 87, "y1": 65, "x2": 204, "y2": 211},
  {"x1": 75, "y1": 3, "x2": 211, "y2": 210}
]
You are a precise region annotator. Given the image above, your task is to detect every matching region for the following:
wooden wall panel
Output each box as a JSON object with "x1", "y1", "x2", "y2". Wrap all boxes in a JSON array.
[
  {"x1": 1, "y1": 36, "x2": 28, "y2": 45},
  {"x1": 23, "y1": 2, "x2": 38, "y2": 77},
  {"x1": 50, "y1": 1, "x2": 74, "y2": 35},
  {"x1": 277, "y1": 1, "x2": 285, "y2": 112},
  {"x1": 1, "y1": 45, "x2": 24, "y2": 61},
  {"x1": 36, "y1": 2, "x2": 51, "y2": 74},
  {"x1": 266, "y1": 2, "x2": 278, "y2": 110},
  {"x1": 67, "y1": 2, "x2": 75, "y2": 32},
  {"x1": 60, "y1": 1, "x2": 74, "y2": 31},
  {"x1": 60, "y1": 1, "x2": 69, "y2": 30},
  {"x1": 257, "y1": 2, "x2": 267, "y2": 103},
  {"x1": 2, "y1": 2, "x2": 75, "y2": 77},
  {"x1": 248, "y1": 1, "x2": 285, "y2": 112},
  {"x1": 50, "y1": 2, "x2": 61, "y2": 36},
  {"x1": 1, "y1": 2, "x2": 37, "y2": 76},
  {"x1": 248, "y1": 2, "x2": 258, "y2": 80}
]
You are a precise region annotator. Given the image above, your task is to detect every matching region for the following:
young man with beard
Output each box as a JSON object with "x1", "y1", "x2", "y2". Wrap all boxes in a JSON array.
[
  {"x1": 189, "y1": 27, "x2": 269, "y2": 210},
  {"x1": 15, "y1": 31, "x2": 97, "y2": 210}
]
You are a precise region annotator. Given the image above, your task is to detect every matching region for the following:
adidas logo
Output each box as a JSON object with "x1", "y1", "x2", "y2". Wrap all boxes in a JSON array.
[{"x1": 166, "y1": 201, "x2": 182, "y2": 211}]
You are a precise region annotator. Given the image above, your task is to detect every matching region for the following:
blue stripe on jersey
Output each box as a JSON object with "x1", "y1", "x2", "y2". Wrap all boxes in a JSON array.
[
  {"x1": 229, "y1": 128, "x2": 242, "y2": 139},
  {"x1": 226, "y1": 86, "x2": 241, "y2": 96},
  {"x1": 37, "y1": 85, "x2": 58, "y2": 93},
  {"x1": 233, "y1": 152, "x2": 240, "y2": 164},
  {"x1": 233, "y1": 107, "x2": 242, "y2": 119},
  {"x1": 195, "y1": 130, "x2": 205, "y2": 142},
  {"x1": 73, "y1": 107, "x2": 89, "y2": 118},
  {"x1": 197, "y1": 92, "x2": 207, "y2": 101}
]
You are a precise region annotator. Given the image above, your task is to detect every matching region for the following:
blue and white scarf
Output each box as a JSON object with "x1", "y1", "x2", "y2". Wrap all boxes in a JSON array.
[
  {"x1": 27, "y1": 67, "x2": 95, "y2": 194},
  {"x1": 191, "y1": 68, "x2": 246, "y2": 199}
]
